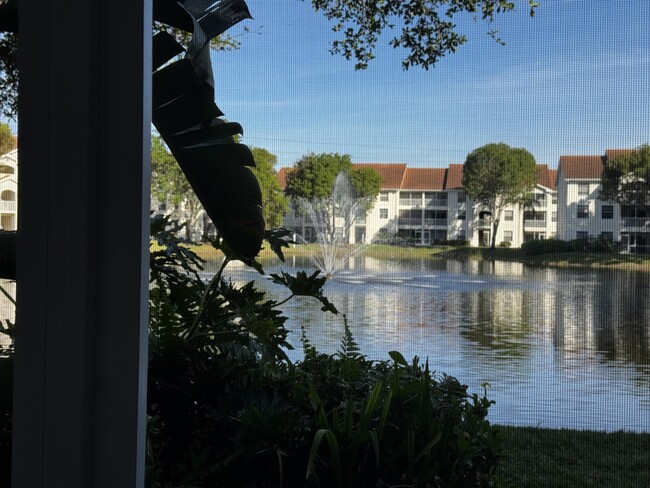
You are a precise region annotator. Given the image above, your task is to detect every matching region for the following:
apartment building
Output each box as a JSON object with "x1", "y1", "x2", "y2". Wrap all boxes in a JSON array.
[
  {"x1": 0, "y1": 149, "x2": 17, "y2": 231},
  {"x1": 278, "y1": 162, "x2": 558, "y2": 247},
  {"x1": 556, "y1": 149, "x2": 648, "y2": 253}
]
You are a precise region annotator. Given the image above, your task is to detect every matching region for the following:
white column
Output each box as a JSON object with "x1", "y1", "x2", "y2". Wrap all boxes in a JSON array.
[{"x1": 12, "y1": 1, "x2": 151, "y2": 487}]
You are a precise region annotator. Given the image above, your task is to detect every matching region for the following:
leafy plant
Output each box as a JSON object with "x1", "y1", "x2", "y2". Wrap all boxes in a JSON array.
[{"x1": 146, "y1": 216, "x2": 504, "y2": 487}]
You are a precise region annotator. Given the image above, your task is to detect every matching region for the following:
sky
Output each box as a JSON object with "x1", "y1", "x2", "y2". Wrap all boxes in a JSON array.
[{"x1": 211, "y1": 0, "x2": 650, "y2": 169}]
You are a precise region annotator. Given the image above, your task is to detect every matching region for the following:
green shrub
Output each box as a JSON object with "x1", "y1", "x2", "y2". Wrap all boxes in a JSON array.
[
  {"x1": 522, "y1": 236, "x2": 621, "y2": 256},
  {"x1": 147, "y1": 217, "x2": 503, "y2": 487},
  {"x1": 498, "y1": 241, "x2": 511, "y2": 248},
  {"x1": 521, "y1": 238, "x2": 574, "y2": 255},
  {"x1": 1, "y1": 217, "x2": 503, "y2": 488}
]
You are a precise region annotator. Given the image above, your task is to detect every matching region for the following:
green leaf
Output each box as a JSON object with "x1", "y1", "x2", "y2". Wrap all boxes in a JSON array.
[
  {"x1": 270, "y1": 270, "x2": 339, "y2": 314},
  {"x1": 264, "y1": 228, "x2": 295, "y2": 262},
  {"x1": 388, "y1": 350, "x2": 408, "y2": 367}
]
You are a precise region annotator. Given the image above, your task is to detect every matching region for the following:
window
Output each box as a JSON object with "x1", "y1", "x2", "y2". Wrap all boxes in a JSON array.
[
  {"x1": 577, "y1": 204, "x2": 589, "y2": 218},
  {"x1": 380, "y1": 192, "x2": 389, "y2": 202},
  {"x1": 578, "y1": 183, "x2": 589, "y2": 196},
  {"x1": 457, "y1": 210, "x2": 466, "y2": 220},
  {"x1": 504, "y1": 210, "x2": 513, "y2": 221},
  {"x1": 601, "y1": 205, "x2": 613, "y2": 219},
  {"x1": 601, "y1": 231, "x2": 613, "y2": 240},
  {"x1": 552, "y1": 211, "x2": 557, "y2": 222},
  {"x1": 576, "y1": 231, "x2": 588, "y2": 239},
  {"x1": 552, "y1": 194, "x2": 557, "y2": 205},
  {"x1": 504, "y1": 231, "x2": 513, "y2": 242},
  {"x1": 457, "y1": 192, "x2": 466, "y2": 203},
  {"x1": 379, "y1": 208, "x2": 388, "y2": 219}
]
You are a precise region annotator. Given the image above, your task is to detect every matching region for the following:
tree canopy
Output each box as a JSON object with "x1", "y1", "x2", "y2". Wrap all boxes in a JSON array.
[
  {"x1": 0, "y1": 122, "x2": 15, "y2": 153},
  {"x1": 285, "y1": 153, "x2": 353, "y2": 201},
  {"x1": 250, "y1": 147, "x2": 288, "y2": 229},
  {"x1": 308, "y1": 0, "x2": 539, "y2": 70},
  {"x1": 151, "y1": 134, "x2": 205, "y2": 241},
  {"x1": 600, "y1": 144, "x2": 650, "y2": 209},
  {"x1": 284, "y1": 153, "x2": 381, "y2": 203},
  {"x1": 284, "y1": 153, "x2": 382, "y2": 243},
  {"x1": 462, "y1": 143, "x2": 536, "y2": 248},
  {"x1": 0, "y1": 15, "x2": 248, "y2": 119}
]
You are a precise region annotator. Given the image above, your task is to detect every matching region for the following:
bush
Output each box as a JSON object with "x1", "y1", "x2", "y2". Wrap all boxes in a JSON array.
[
  {"x1": 2, "y1": 216, "x2": 503, "y2": 488},
  {"x1": 521, "y1": 238, "x2": 574, "y2": 255},
  {"x1": 147, "y1": 216, "x2": 503, "y2": 487},
  {"x1": 522, "y1": 236, "x2": 621, "y2": 256},
  {"x1": 431, "y1": 238, "x2": 469, "y2": 247},
  {"x1": 498, "y1": 241, "x2": 511, "y2": 248},
  {"x1": 371, "y1": 230, "x2": 417, "y2": 247}
]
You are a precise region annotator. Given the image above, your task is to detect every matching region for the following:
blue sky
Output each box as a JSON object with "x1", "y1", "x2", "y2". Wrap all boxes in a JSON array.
[{"x1": 212, "y1": 0, "x2": 650, "y2": 169}]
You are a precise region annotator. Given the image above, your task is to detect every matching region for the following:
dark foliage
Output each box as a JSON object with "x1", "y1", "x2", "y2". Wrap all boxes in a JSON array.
[
  {"x1": 521, "y1": 237, "x2": 620, "y2": 256},
  {"x1": 147, "y1": 215, "x2": 503, "y2": 487}
]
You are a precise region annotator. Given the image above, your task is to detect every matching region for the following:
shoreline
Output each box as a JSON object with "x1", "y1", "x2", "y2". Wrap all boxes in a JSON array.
[{"x1": 184, "y1": 242, "x2": 650, "y2": 272}]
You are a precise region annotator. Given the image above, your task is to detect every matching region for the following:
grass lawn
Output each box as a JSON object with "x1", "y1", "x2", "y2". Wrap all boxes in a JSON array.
[
  {"x1": 439, "y1": 247, "x2": 650, "y2": 271},
  {"x1": 496, "y1": 426, "x2": 650, "y2": 487},
  {"x1": 170, "y1": 242, "x2": 650, "y2": 271}
]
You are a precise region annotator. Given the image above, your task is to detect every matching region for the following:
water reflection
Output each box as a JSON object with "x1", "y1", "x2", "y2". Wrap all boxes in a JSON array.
[{"x1": 223, "y1": 256, "x2": 650, "y2": 432}]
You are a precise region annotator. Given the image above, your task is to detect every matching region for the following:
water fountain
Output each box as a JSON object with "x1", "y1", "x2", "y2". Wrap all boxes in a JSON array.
[{"x1": 295, "y1": 172, "x2": 369, "y2": 278}]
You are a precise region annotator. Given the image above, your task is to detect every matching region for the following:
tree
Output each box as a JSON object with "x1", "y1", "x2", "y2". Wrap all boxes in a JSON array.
[
  {"x1": 250, "y1": 147, "x2": 288, "y2": 229},
  {"x1": 0, "y1": 7, "x2": 250, "y2": 120},
  {"x1": 308, "y1": 0, "x2": 539, "y2": 70},
  {"x1": 285, "y1": 153, "x2": 381, "y2": 243},
  {"x1": 0, "y1": 122, "x2": 15, "y2": 153},
  {"x1": 462, "y1": 143, "x2": 536, "y2": 249},
  {"x1": 0, "y1": 32, "x2": 16, "y2": 120},
  {"x1": 601, "y1": 144, "x2": 650, "y2": 211},
  {"x1": 151, "y1": 134, "x2": 205, "y2": 241}
]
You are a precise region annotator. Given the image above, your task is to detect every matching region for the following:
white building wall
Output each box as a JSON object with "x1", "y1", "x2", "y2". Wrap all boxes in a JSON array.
[
  {"x1": 282, "y1": 178, "x2": 558, "y2": 248},
  {"x1": 560, "y1": 178, "x2": 613, "y2": 239},
  {"x1": 0, "y1": 149, "x2": 18, "y2": 231}
]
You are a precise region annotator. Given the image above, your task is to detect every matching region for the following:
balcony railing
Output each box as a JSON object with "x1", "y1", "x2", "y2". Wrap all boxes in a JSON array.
[
  {"x1": 524, "y1": 219, "x2": 546, "y2": 228},
  {"x1": 398, "y1": 218, "x2": 421, "y2": 226},
  {"x1": 477, "y1": 218, "x2": 491, "y2": 227},
  {"x1": 0, "y1": 201, "x2": 16, "y2": 212},
  {"x1": 399, "y1": 199, "x2": 420, "y2": 207},
  {"x1": 424, "y1": 199, "x2": 448, "y2": 207},
  {"x1": 424, "y1": 218, "x2": 448, "y2": 227},
  {"x1": 622, "y1": 217, "x2": 650, "y2": 228}
]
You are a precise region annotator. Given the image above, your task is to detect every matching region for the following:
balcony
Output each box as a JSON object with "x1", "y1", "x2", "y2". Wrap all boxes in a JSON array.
[
  {"x1": 477, "y1": 218, "x2": 491, "y2": 228},
  {"x1": 0, "y1": 201, "x2": 16, "y2": 212},
  {"x1": 622, "y1": 217, "x2": 650, "y2": 228},
  {"x1": 398, "y1": 218, "x2": 421, "y2": 226},
  {"x1": 399, "y1": 199, "x2": 420, "y2": 207},
  {"x1": 524, "y1": 219, "x2": 546, "y2": 228},
  {"x1": 424, "y1": 218, "x2": 448, "y2": 227},
  {"x1": 424, "y1": 199, "x2": 448, "y2": 207}
]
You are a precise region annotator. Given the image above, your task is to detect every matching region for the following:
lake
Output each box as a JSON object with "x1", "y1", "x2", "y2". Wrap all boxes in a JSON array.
[{"x1": 220, "y1": 256, "x2": 650, "y2": 433}]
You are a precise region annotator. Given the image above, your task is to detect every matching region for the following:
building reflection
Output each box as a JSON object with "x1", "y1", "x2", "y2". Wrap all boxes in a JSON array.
[{"x1": 231, "y1": 257, "x2": 650, "y2": 374}]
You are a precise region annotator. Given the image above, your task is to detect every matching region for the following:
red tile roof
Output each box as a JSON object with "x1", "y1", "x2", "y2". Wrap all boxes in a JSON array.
[
  {"x1": 558, "y1": 155, "x2": 604, "y2": 179},
  {"x1": 277, "y1": 167, "x2": 290, "y2": 189},
  {"x1": 535, "y1": 164, "x2": 556, "y2": 191},
  {"x1": 547, "y1": 169, "x2": 557, "y2": 191},
  {"x1": 402, "y1": 168, "x2": 446, "y2": 190},
  {"x1": 445, "y1": 164, "x2": 464, "y2": 189},
  {"x1": 354, "y1": 163, "x2": 407, "y2": 189},
  {"x1": 605, "y1": 149, "x2": 635, "y2": 160}
]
